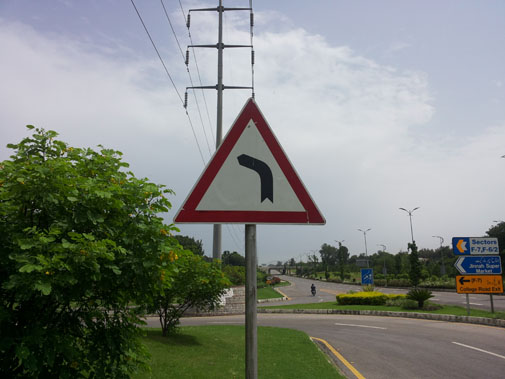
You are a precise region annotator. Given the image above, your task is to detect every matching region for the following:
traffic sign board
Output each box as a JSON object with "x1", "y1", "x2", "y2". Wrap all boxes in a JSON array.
[
  {"x1": 452, "y1": 237, "x2": 499, "y2": 255},
  {"x1": 361, "y1": 268, "x2": 373, "y2": 285},
  {"x1": 174, "y1": 98, "x2": 325, "y2": 224},
  {"x1": 456, "y1": 275, "x2": 504, "y2": 294},
  {"x1": 454, "y1": 256, "x2": 502, "y2": 275}
]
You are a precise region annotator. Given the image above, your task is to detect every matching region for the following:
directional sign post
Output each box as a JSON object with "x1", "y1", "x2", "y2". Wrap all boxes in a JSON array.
[
  {"x1": 454, "y1": 256, "x2": 502, "y2": 275},
  {"x1": 452, "y1": 237, "x2": 499, "y2": 255},
  {"x1": 456, "y1": 275, "x2": 504, "y2": 294},
  {"x1": 452, "y1": 236, "x2": 503, "y2": 314},
  {"x1": 361, "y1": 268, "x2": 374, "y2": 285}
]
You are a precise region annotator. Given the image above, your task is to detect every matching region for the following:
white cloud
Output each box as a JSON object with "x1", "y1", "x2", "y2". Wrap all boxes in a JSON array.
[{"x1": 1, "y1": 12, "x2": 504, "y2": 262}]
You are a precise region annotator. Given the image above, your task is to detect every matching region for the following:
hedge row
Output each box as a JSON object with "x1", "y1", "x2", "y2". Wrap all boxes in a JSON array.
[{"x1": 336, "y1": 292, "x2": 406, "y2": 306}]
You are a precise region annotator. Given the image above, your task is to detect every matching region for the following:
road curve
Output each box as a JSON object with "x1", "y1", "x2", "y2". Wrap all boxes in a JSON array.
[{"x1": 171, "y1": 313, "x2": 505, "y2": 379}]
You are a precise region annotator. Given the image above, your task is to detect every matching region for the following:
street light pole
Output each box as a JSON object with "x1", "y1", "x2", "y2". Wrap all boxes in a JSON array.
[
  {"x1": 432, "y1": 235, "x2": 445, "y2": 276},
  {"x1": 358, "y1": 229, "x2": 371, "y2": 267},
  {"x1": 399, "y1": 207, "x2": 420, "y2": 243}
]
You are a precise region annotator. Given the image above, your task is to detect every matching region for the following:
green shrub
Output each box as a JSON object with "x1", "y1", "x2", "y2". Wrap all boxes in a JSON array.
[
  {"x1": 337, "y1": 291, "x2": 407, "y2": 306},
  {"x1": 400, "y1": 299, "x2": 419, "y2": 310},
  {"x1": 385, "y1": 295, "x2": 407, "y2": 307},
  {"x1": 361, "y1": 284, "x2": 375, "y2": 292},
  {"x1": 222, "y1": 265, "x2": 245, "y2": 285},
  {"x1": 337, "y1": 291, "x2": 388, "y2": 305},
  {"x1": 0, "y1": 127, "x2": 179, "y2": 376},
  {"x1": 406, "y1": 288, "x2": 434, "y2": 308}
]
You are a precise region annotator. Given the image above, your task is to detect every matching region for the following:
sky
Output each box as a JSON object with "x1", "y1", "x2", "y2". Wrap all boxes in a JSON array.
[{"x1": 1, "y1": 0, "x2": 504, "y2": 265}]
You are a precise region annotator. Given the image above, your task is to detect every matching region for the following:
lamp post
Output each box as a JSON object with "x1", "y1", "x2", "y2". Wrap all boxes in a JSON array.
[
  {"x1": 399, "y1": 207, "x2": 420, "y2": 243},
  {"x1": 358, "y1": 228, "x2": 371, "y2": 267},
  {"x1": 432, "y1": 236, "x2": 445, "y2": 276},
  {"x1": 334, "y1": 240, "x2": 345, "y2": 247}
]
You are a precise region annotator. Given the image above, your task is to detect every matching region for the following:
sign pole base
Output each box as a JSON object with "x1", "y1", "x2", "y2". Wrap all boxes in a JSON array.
[
  {"x1": 245, "y1": 224, "x2": 257, "y2": 379},
  {"x1": 490, "y1": 294, "x2": 495, "y2": 313}
]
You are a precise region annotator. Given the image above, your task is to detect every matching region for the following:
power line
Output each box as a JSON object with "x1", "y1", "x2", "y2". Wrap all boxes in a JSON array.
[
  {"x1": 179, "y1": 0, "x2": 215, "y2": 146},
  {"x1": 130, "y1": 0, "x2": 206, "y2": 164},
  {"x1": 160, "y1": 0, "x2": 213, "y2": 156}
]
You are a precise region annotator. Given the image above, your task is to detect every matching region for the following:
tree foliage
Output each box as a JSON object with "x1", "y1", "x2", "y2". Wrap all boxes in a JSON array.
[
  {"x1": 222, "y1": 251, "x2": 245, "y2": 266},
  {"x1": 174, "y1": 235, "x2": 204, "y2": 256},
  {"x1": 149, "y1": 251, "x2": 230, "y2": 336},
  {"x1": 408, "y1": 241, "x2": 422, "y2": 287},
  {"x1": 486, "y1": 221, "x2": 505, "y2": 259},
  {"x1": 0, "y1": 127, "x2": 180, "y2": 377}
]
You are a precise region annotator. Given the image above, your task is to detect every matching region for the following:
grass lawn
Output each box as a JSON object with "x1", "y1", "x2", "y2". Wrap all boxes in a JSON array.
[
  {"x1": 134, "y1": 326, "x2": 343, "y2": 379},
  {"x1": 261, "y1": 301, "x2": 505, "y2": 319},
  {"x1": 257, "y1": 286, "x2": 285, "y2": 300}
]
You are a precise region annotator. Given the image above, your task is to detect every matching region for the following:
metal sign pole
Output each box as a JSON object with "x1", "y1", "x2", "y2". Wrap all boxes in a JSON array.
[
  {"x1": 490, "y1": 294, "x2": 495, "y2": 313},
  {"x1": 245, "y1": 224, "x2": 257, "y2": 379},
  {"x1": 465, "y1": 294, "x2": 470, "y2": 316}
]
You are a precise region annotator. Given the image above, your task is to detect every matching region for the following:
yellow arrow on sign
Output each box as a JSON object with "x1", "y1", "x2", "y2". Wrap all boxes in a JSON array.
[{"x1": 456, "y1": 239, "x2": 467, "y2": 253}]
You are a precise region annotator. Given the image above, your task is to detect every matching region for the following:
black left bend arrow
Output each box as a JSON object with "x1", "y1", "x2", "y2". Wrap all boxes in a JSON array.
[{"x1": 237, "y1": 154, "x2": 273, "y2": 203}]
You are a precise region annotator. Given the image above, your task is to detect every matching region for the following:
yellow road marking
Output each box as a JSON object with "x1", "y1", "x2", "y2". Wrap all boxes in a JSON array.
[
  {"x1": 310, "y1": 336, "x2": 365, "y2": 379},
  {"x1": 275, "y1": 288, "x2": 291, "y2": 300}
]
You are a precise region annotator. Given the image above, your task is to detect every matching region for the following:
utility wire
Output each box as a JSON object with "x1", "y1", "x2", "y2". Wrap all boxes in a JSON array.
[
  {"x1": 160, "y1": 0, "x2": 212, "y2": 156},
  {"x1": 179, "y1": 0, "x2": 215, "y2": 146},
  {"x1": 130, "y1": 0, "x2": 206, "y2": 165}
]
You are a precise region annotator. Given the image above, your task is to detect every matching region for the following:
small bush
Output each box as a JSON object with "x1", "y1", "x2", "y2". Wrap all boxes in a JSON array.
[
  {"x1": 385, "y1": 296, "x2": 407, "y2": 307},
  {"x1": 406, "y1": 288, "x2": 434, "y2": 308},
  {"x1": 337, "y1": 292, "x2": 388, "y2": 306},
  {"x1": 271, "y1": 276, "x2": 281, "y2": 285},
  {"x1": 400, "y1": 299, "x2": 419, "y2": 310},
  {"x1": 361, "y1": 284, "x2": 375, "y2": 292},
  {"x1": 422, "y1": 301, "x2": 443, "y2": 311}
]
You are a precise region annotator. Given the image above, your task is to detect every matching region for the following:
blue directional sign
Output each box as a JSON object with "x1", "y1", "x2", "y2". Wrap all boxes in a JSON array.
[
  {"x1": 452, "y1": 237, "x2": 499, "y2": 255},
  {"x1": 455, "y1": 256, "x2": 502, "y2": 275},
  {"x1": 361, "y1": 268, "x2": 373, "y2": 285}
]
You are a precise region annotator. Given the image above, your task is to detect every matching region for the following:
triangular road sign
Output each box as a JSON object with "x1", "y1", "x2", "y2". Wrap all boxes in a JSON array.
[{"x1": 174, "y1": 98, "x2": 325, "y2": 225}]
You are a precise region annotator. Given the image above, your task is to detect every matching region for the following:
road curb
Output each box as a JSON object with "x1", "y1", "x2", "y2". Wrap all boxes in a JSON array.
[
  {"x1": 257, "y1": 296, "x2": 288, "y2": 303},
  {"x1": 258, "y1": 308, "x2": 505, "y2": 328}
]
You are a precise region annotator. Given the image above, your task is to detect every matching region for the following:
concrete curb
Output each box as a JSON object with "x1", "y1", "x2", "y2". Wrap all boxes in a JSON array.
[
  {"x1": 258, "y1": 308, "x2": 505, "y2": 328},
  {"x1": 257, "y1": 296, "x2": 289, "y2": 303}
]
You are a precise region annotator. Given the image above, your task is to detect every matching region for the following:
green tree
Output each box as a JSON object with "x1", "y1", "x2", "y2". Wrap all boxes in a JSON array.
[
  {"x1": 486, "y1": 221, "x2": 505, "y2": 260},
  {"x1": 222, "y1": 251, "x2": 245, "y2": 266},
  {"x1": 408, "y1": 242, "x2": 422, "y2": 287},
  {"x1": 0, "y1": 127, "x2": 179, "y2": 377},
  {"x1": 319, "y1": 243, "x2": 337, "y2": 272},
  {"x1": 336, "y1": 244, "x2": 349, "y2": 281},
  {"x1": 174, "y1": 234, "x2": 204, "y2": 256},
  {"x1": 150, "y1": 251, "x2": 230, "y2": 336}
]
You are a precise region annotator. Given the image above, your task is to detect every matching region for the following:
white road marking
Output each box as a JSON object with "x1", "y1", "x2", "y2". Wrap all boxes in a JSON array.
[
  {"x1": 452, "y1": 342, "x2": 505, "y2": 360},
  {"x1": 335, "y1": 323, "x2": 387, "y2": 330}
]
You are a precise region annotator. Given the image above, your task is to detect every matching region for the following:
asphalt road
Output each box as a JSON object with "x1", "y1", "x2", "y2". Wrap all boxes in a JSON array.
[
  {"x1": 170, "y1": 313, "x2": 505, "y2": 379},
  {"x1": 275, "y1": 275, "x2": 505, "y2": 312}
]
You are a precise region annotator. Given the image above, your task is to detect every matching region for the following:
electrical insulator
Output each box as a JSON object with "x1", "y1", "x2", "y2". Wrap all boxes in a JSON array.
[
  {"x1": 250, "y1": 13, "x2": 254, "y2": 27},
  {"x1": 184, "y1": 92, "x2": 188, "y2": 108},
  {"x1": 186, "y1": 14, "x2": 191, "y2": 28},
  {"x1": 251, "y1": 50, "x2": 255, "y2": 65},
  {"x1": 185, "y1": 50, "x2": 190, "y2": 66}
]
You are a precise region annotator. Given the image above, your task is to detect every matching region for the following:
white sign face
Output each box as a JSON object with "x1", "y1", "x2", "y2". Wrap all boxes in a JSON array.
[
  {"x1": 174, "y1": 98, "x2": 325, "y2": 224},
  {"x1": 196, "y1": 120, "x2": 305, "y2": 212}
]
